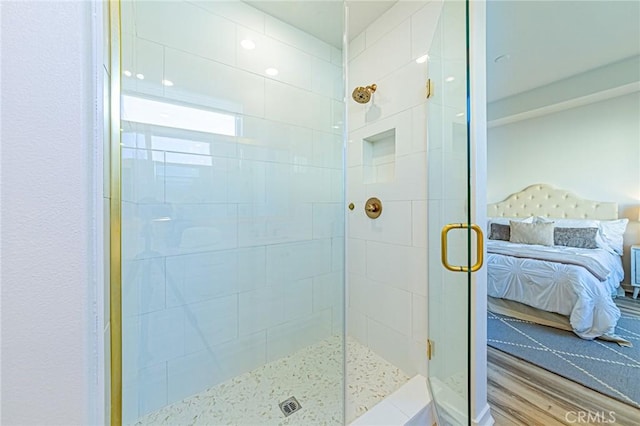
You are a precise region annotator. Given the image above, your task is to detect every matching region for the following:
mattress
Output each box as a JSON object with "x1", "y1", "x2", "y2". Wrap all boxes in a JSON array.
[{"x1": 487, "y1": 240, "x2": 624, "y2": 340}]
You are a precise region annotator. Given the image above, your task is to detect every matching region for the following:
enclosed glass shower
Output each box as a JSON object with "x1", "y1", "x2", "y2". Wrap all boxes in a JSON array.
[{"x1": 110, "y1": 0, "x2": 473, "y2": 424}]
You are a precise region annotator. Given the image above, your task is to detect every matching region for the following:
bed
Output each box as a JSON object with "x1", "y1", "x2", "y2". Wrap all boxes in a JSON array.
[{"x1": 486, "y1": 184, "x2": 629, "y2": 343}]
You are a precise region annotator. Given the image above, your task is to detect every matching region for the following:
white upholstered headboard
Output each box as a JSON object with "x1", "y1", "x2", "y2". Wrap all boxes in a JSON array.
[{"x1": 487, "y1": 184, "x2": 618, "y2": 220}]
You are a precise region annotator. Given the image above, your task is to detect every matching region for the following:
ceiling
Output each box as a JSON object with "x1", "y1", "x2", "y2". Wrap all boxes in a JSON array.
[
  {"x1": 245, "y1": 0, "x2": 639, "y2": 103},
  {"x1": 486, "y1": 0, "x2": 640, "y2": 102}
]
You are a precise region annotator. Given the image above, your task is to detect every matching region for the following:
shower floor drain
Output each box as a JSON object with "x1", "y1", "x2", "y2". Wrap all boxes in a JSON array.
[{"x1": 279, "y1": 396, "x2": 302, "y2": 417}]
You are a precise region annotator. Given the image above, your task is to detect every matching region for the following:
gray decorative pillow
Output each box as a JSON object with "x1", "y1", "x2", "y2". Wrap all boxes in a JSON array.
[
  {"x1": 554, "y1": 227, "x2": 599, "y2": 249},
  {"x1": 489, "y1": 223, "x2": 510, "y2": 241},
  {"x1": 509, "y1": 221, "x2": 555, "y2": 246}
]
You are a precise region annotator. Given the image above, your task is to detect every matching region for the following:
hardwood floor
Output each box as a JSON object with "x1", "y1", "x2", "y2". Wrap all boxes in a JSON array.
[{"x1": 487, "y1": 296, "x2": 640, "y2": 426}]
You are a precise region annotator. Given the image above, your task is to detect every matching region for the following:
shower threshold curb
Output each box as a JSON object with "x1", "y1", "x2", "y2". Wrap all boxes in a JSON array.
[{"x1": 349, "y1": 375, "x2": 434, "y2": 426}]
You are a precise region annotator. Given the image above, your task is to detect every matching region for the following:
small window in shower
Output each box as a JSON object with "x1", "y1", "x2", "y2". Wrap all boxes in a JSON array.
[{"x1": 363, "y1": 128, "x2": 396, "y2": 184}]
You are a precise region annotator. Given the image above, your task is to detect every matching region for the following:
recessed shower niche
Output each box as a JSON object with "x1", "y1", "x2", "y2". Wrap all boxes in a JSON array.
[{"x1": 362, "y1": 128, "x2": 396, "y2": 184}]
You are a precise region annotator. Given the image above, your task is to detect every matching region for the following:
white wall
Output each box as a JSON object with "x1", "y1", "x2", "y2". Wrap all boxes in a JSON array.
[
  {"x1": 346, "y1": 0, "x2": 441, "y2": 377},
  {"x1": 488, "y1": 92, "x2": 640, "y2": 283},
  {"x1": 0, "y1": 1, "x2": 100, "y2": 424}
]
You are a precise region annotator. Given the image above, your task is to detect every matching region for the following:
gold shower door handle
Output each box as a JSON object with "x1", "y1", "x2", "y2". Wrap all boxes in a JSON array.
[{"x1": 441, "y1": 223, "x2": 484, "y2": 272}]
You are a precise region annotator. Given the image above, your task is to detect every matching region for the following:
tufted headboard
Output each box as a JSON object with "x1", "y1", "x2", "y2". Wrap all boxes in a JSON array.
[{"x1": 487, "y1": 184, "x2": 618, "y2": 220}]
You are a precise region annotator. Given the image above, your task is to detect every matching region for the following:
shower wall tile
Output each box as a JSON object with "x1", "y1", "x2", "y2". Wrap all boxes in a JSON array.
[
  {"x1": 265, "y1": 239, "x2": 332, "y2": 286},
  {"x1": 312, "y1": 271, "x2": 343, "y2": 313},
  {"x1": 348, "y1": 273, "x2": 369, "y2": 314},
  {"x1": 346, "y1": 0, "x2": 432, "y2": 380},
  {"x1": 366, "y1": 281, "x2": 411, "y2": 335},
  {"x1": 366, "y1": 242, "x2": 426, "y2": 293},
  {"x1": 227, "y1": 159, "x2": 267, "y2": 203},
  {"x1": 372, "y1": 61, "x2": 428, "y2": 121},
  {"x1": 349, "y1": 23, "x2": 411, "y2": 84},
  {"x1": 348, "y1": 32, "x2": 366, "y2": 61},
  {"x1": 124, "y1": 307, "x2": 185, "y2": 370},
  {"x1": 165, "y1": 250, "x2": 238, "y2": 307},
  {"x1": 364, "y1": 1, "x2": 423, "y2": 48},
  {"x1": 238, "y1": 286, "x2": 285, "y2": 335},
  {"x1": 247, "y1": 117, "x2": 315, "y2": 163},
  {"x1": 122, "y1": 1, "x2": 344, "y2": 418},
  {"x1": 183, "y1": 295, "x2": 238, "y2": 353},
  {"x1": 164, "y1": 154, "x2": 227, "y2": 204},
  {"x1": 150, "y1": 131, "x2": 238, "y2": 159},
  {"x1": 347, "y1": 307, "x2": 367, "y2": 345},
  {"x1": 135, "y1": 1, "x2": 236, "y2": 66},
  {"x1": 312, "y1": 130, "x2": 342, "y2": 169},
  {"x1": 348, "y1": 201, "x2": 412, "y2": 245},
  {"x1": 312, "y1": 56, "x2": 343, "y2": 100},
  {"x1": 411, "y1": 294, "x2": 428, "y2": 342},
  {"x1": 237, "y1": 246, "x2": 267, "y2": 293},
  {"x1": 122, "y1": 258, "x2": 166, "y2": 317},
  {"x1": 331, "y1": 237, "x2": 345, "y2": 272},
  {"x1": 330, "y1": 46, "x2": 343, "y2": 66},
  {"x1": 367, "y1": 318, "x2": 412, "y2": 375},
  {"x1": 347, "y1": 238, "x2": 366, "y2": 276},
  {"x1": 199, "y1": 1, "x2": 265, "y2": 33},
  {"x1": 173, "y1": 204, "x2": 238, "y2": 253},
  {"x1": 121, "y1": 36, "x2": 164, "y2": 98},
  {"x1": 136, "y1": 362, "x2": 168, "y2": 418},
  {"x1": 411, "y1": 200, "x2": 428, "y2": 248},
  {"x1": 237, "y1": 27, "x2": 313, "y2": 90},
  {"x1": 312, "y1": 203, "x2": 344, "y2": 238},
  {"x1": 121, "y1": 148, "x2": 165, "y2": 204},
  {"x1": 264, "y1": 15, "x2": 332, "y2": 62},
  {"x1": 411, "y1": 0, "x2": 444, "y2": 60},
  {"x1": 167, "y1": 331, "x2": 267, "y2": 402},
  {"x1": 370, "y1": 154, "x2": 427, "y2": 202},
  {"x1": 237, "y1": 202, "x2": 313, "y2": 247},
  {"x1": 265, "y1": 80, "x2": 331, "y2": 131},
  {"x1": 163, "y1": 47, "x2": 264, "y2": 116},
  {"x1": 266, "y1": 309, "x2": 332, "y2": 362},
  {"x1": 283, "y1": 278, "x2": 313, "y2": 322},
  {"x1": 121, "y1": 202, "x2": 177, "y2": 261},
  {"x1": 411, "y1": 104, "x2": 428, "y2": 152}
]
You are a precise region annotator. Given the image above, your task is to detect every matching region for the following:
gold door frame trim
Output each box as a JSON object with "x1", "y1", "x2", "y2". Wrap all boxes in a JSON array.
[{"x1": 108, "y1": 0, "x2": 122, "y2": 424}]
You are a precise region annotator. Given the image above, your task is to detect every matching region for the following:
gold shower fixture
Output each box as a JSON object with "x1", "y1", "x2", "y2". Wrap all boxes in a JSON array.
[{"x1": 352, "y1": 84, "x2": 377, "y2": 104}]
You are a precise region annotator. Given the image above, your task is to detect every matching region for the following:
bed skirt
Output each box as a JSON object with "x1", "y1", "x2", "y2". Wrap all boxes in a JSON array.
[{"x1": 487, "y1": 296, "x2": 631, "y2": 347}]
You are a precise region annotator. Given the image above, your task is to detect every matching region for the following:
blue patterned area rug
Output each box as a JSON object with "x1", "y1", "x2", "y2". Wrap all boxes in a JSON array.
[{"x1": 487, "y1": 309, "x2": 640, "y2": 408}]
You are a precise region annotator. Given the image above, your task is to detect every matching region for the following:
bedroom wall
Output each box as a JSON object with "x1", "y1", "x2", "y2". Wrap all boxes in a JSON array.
[{"x1": 487, "y1": 91, "x2": 640, "y2": 285}]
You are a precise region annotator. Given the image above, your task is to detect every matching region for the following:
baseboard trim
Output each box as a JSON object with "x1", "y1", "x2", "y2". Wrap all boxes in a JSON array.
[{"x1": 472, "y1": 403, "x2": 495, "y2": 426}]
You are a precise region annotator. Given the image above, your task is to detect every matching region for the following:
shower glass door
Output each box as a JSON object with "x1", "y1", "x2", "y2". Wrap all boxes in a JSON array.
[
  {"x1": 426, "y1": 0, "x2": 474, "y2": 424},
  {"x1": 114, "y1": 1, "x2": 346, "y2": 424}
]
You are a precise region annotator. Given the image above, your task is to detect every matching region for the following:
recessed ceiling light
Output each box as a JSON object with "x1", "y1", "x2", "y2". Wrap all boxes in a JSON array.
[
  {"x1": 415, "y1": 54, "x2": 429, "y2": 64},
  {"x1": 136, "y1": 73, "x2": 145, "y2": 80},
  {"x1": 445, "y1": 76, "x2": 455, "y2": 83},
  {"x1": 123, "y1": 70, "x2": 132, "y2": 77},
  {"x1": 456, "y1": 112, "x2": 464, "y2": 117},
  {"x1": 162, "y1": 79, "x2": 174, "y2": 87},
  {"x1": 265, "y1": 67, "x2": 279, "y2": 76},
  {"x1": 241, "y1": 39, "x2": 256, "y2": 50},
  {"x1": 494, "y1": 54, "x2": 511, "y2": 63}
]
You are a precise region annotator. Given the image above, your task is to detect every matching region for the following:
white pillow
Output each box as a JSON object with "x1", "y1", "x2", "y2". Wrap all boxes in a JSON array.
[
  {"x1": 534, "y1": 216, "x2": 628, "y2": 255},
  {"x1": 488, "y1": 216, "x2": 534, "y2": 227},
  {"x1": 598, "y1": 219, "x2": 628, "y2": 255},
  {"x1": 509, "y1": 221, "x2": 555, "y2": 246}
]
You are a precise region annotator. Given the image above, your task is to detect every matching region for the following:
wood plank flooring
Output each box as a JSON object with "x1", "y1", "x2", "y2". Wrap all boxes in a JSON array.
[{"x1": 487, "y1": 296, "x2": 640, "y2": 426}]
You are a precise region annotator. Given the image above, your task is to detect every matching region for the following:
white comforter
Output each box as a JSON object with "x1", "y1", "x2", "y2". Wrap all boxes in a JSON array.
[{"x1": 487, "y1": 240, "x2": 624, "y2": 340}]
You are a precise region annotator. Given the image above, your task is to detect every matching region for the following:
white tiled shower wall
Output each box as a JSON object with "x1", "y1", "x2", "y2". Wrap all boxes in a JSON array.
[
  {"x1": 346, "y1": 0, "x2": 443, "y2": 378},
  {"x1": 118, "y1": 1, "x2": 344, "y2": 422}
]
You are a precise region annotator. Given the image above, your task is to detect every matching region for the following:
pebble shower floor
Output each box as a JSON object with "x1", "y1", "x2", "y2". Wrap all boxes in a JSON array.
[{"x1": 133, "y1": 336, "x2": 411, "y2": 425}]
